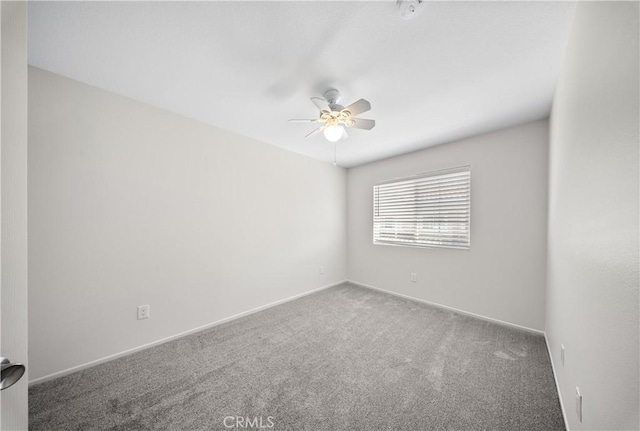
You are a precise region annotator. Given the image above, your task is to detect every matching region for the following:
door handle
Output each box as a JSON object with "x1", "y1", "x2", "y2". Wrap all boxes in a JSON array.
[{"x1": 0, "y1": 357, "x2": 26, "y2": 390}]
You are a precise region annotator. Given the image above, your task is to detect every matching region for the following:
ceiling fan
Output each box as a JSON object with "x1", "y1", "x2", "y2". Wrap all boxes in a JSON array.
[{"x1": 289, "y1": 89, "x2": 375, "y2": 142}]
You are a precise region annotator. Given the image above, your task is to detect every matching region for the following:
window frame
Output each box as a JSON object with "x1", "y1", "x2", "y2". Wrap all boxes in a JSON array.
[{"x1": 373, "y1": 166, "x2": 471, "y2": 250}]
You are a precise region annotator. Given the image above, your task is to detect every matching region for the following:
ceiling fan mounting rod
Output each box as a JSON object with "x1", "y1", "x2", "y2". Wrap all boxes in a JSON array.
[{"x1": 323, "y1": 89, "x2": 341, "y2": 106}]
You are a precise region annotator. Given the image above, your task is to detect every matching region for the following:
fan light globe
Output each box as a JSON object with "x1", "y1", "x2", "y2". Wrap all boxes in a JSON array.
[{"x1": 324, "y1": 125, "x2": 343, "y2": 142}]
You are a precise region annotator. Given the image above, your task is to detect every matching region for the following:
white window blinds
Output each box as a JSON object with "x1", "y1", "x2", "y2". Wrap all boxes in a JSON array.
[{"x1": 373, "y1": 166, "x2": 471, "y2": 249}]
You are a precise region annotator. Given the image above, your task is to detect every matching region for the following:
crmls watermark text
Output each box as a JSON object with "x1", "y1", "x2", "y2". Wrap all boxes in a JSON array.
[{"x1": 223, "y1": 416, "x2": 275, "y2": 429}]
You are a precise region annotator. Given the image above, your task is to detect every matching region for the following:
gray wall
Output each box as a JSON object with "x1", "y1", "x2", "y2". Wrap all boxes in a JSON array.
[
  {"x1": 546, "y1": 2, "x2": 639, "y2": 430},
  {"x1": 28, "y1": 67, "x2": 347, "y2": 382},
  {"x1": 1, "y1": 2, "x2": 28, "y2": 429},
  {"x1": 347, "y1": 120, "x2": 549, "y2": 331}
]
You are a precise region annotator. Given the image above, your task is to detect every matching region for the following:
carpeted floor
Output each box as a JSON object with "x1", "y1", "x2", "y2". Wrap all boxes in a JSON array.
[{"x1": 29, "y1": 283, "x2": 565, "y2": 431}]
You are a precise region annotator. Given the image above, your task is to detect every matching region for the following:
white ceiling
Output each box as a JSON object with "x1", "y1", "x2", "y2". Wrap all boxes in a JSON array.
[{"x1": 28, "y1": 1, "x2": 576, "y2": 167}]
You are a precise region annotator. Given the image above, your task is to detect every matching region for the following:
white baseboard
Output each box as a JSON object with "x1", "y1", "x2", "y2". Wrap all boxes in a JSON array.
[
  {"x1": 544, "y1": 334, "x2": 570, "y2": 430},
  {"x1": 29, "y1": 279, "x2": 547, "y2": 386},
  {"x1": 29, "y1": 279, "x2": 348, "y2": 386},
  {"x1": 348, "y1": 280, "x2": 545, "y2": 335}
]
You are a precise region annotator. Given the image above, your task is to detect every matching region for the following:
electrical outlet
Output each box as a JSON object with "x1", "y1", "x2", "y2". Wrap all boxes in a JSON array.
[
  {"x1": 137, "y1": 305, "x2": 150, "y2": 320},
  {"x1": 561, "y1": 344, "x2": 565, "y2": 366},
  {"x1": 410, "y1": 273, "x2": 417, "y2": 282},
  {"x1": 575, "y1": 387, "x2": 582, "y2": 422},
  {"x1": 319, "y1": 266, "x2": 325, "y2": 275}
]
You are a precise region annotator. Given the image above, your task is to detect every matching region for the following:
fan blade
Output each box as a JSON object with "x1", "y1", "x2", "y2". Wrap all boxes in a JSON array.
[
  {"x1": 348, "y1": 118, "x2": 375, "y2": 130},
  {"x1": 342, "y1": 99, "x2": 371, "y2": 116},
  {"x1": 311, "y1": 97, "x2": 330, "y2": 112},
  {"x1": 305, "y1": 124, "x2": 327, "y2": 138},
  {"x1": 288, "y1": 119, "x2": 318, "y2": 123},
  {"x1": 305, "y1": 128, "x2": 320, "y2": 138}
]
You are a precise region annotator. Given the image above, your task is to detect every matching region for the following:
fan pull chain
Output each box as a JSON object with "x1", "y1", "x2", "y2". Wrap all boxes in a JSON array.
[{"x1": 333, "y1": 142, "x2": 337, "y2": 166}]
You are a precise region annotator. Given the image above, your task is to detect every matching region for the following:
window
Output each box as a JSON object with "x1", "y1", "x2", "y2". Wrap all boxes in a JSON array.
[{"x1": 373, "y1": 166, "x2": 471, "y2": 249}]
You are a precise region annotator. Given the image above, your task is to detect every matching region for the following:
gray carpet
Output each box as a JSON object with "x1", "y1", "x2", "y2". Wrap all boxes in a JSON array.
[{"x1": 29, "y1": 283, "x2": 565, "y2": 431}]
